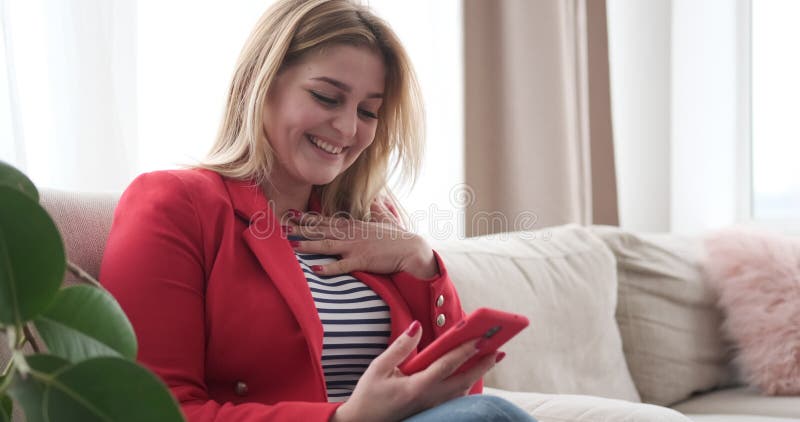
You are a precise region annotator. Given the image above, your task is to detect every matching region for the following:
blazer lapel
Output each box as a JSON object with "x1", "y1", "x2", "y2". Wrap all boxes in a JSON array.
[
  {"x1": 223, "y1": 179, "x2": 418, "y2": 380},
  {"x1": 223, "y1": 178, "x2": 327, "y2": 393}
]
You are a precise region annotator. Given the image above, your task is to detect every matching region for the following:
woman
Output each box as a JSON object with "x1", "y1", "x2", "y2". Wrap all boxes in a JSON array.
[{"x1": 100, "y1": 0, "x2": 536, "y2": 421}]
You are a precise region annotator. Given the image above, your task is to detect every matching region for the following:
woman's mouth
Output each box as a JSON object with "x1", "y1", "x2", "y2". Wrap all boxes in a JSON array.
[{"x1": 307, "y1": 134, "x2": 346, "y2": 155}]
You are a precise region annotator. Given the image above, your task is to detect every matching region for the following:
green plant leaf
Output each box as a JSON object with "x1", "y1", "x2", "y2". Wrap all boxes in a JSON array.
[
  {"x1": 34, "y1": 285, "x2": 137, "y2": 363},
  {"x1": 45, "y1": 357, "x2": 183, "y2": 422},
  {"x1": 9, "y1": 355, "x2": 184, "y2": 422},
  {"x1": 1, "y1": 394, "x2": 12, "y2": 422},
  {"x1": 7, "y1": 354, "x2": 71, "y2": 422},
  {"x1": 0, "y1": 161, "x2": 38, "y2": 202},
  {"x1": 0, "y1": 187, "x2": 65, "y2": 325}
]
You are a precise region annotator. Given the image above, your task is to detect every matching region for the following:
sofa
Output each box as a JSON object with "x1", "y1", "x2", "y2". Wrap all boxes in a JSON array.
[{"x1": 4, "y1": 189, "x2": 797, "y2": 421}]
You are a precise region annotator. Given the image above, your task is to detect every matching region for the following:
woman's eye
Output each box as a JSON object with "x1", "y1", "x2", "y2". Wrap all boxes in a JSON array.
[
  {"x1": 310, "y1": 91, "x2": 337, "y2": 105},
  {"x1": 359, "y1": 109, "x2": 378, "y2": 120},
  {"x1": 311, "y1": 90, "x2": 377, "y2": 120}
]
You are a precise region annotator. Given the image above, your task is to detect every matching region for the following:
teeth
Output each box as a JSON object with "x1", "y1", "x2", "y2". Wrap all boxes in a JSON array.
[{"x1": 308, "y1": 135, "x2": 344, "y2": 155}]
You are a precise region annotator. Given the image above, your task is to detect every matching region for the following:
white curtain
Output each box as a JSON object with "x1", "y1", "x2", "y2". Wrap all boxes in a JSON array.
[
  {"x1": 1, "y1": 0, "x2": 465, "y2": 239},
  {"x1": 0, "y1": 0, "x2": 273, "y2": 192},
  {"x1": 1, "y1": 0, "x2": 136, "y2": 192}
]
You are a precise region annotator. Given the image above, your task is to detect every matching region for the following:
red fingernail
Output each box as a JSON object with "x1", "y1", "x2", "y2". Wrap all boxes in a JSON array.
[
  {"x1": 311, "y1": 265, "x2": 324, "y2": 272},
  {"x1": 288, "y1": 209, "x2": 302, "y2": 218},
  {"x1": 495, "y1": 352, "x2": 506, "y2": 363},
  {"x1": 281, "y1": 225, "x2": 293, "y2": 234},
  {"x1": 406, "y1": 320, "x2": 421, "y2": 337},
  {"x1": 289, "y1": 240, "x2": 300, "y2": 247},
  {"x1": 475, "y1": 338, "x2": 487, "y2": 350}
]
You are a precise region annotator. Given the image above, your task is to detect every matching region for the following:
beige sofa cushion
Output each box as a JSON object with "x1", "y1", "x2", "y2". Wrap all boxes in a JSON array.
[
  {"x1": 672, "y1": 387, "x2": 800, "y2": 419},
  {"x1": 688, "y1": 416, "x2": 800, "y2": 422},
  {"x1": 485, "y1": 387, "x2": 689, "y2": 422},
  {"x1": 40, "y1": 189, "x2": 118, "y2": 282},
  {"x1": 434, "y1": 225, "x2": 641, "y2": 402},
  {"x1": 590, "y1": 226, "x2": 737, "y2": 406}
]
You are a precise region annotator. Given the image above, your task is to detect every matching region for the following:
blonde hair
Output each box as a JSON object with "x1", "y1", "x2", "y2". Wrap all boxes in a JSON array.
[{"x1": 198, "y1": 0, "x2": 423, "y2": 222}]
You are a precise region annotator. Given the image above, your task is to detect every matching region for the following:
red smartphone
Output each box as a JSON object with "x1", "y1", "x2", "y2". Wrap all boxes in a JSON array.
[{"x1": 399, "y1": 307, "x2": 529, "y2": 375}]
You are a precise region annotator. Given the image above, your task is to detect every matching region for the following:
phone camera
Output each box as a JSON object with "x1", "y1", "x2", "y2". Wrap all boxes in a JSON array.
[{"x1": 484, "y1": 325, "x2": 502, "y2": 338}]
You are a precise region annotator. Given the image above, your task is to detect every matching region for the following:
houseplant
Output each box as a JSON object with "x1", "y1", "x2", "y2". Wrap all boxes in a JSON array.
[{"x1": 0, "y1": 161, "x2": 184, "y2": 422}]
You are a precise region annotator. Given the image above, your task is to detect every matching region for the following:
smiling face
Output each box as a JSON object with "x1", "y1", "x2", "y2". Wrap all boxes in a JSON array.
[{"x1": 263, "y1": 44, "x2": 386, "y2": 189}]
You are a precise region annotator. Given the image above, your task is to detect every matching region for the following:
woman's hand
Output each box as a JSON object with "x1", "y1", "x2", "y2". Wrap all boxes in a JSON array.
[
  {"x1": 286, "y1": 212, "x2": 439, "y2": 279},
  {"x1": 331, "y1": 321, "x2": 501, "y2": 422}
]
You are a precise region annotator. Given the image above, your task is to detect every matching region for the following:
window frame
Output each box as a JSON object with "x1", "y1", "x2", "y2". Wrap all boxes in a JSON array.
[{"x1": 739, "y1": 0, "x2": 800, "y2": 235}]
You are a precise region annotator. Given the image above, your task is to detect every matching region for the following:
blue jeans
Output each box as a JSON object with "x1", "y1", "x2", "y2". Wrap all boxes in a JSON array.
[{"x1": 404, "y1": 394, "x2": 537, "y2": 422}]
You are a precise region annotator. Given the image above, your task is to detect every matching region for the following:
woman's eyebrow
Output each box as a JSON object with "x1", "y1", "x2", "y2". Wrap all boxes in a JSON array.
[{"x1": 311, "y1": 76, "x2": 383, "y2": 99}]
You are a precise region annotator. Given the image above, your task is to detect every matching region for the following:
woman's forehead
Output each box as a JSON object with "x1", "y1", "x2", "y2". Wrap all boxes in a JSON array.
[{"x1": 290, "y1": 45, "x2": 386, "y2": 96}]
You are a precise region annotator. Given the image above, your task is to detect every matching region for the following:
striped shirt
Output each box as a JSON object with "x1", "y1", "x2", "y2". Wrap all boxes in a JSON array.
[{"x1": 290, "y1": 236, "x2": 391, "y2": 402}]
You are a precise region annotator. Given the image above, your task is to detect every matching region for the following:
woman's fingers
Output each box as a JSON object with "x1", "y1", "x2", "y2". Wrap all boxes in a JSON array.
[
  {"x1": 312, "y1": 257, "x2": 366, "y2": 276},
  {"x1": 415, "y1": 338, "x2": 481, "y2": 385},
  {"x1": 413, "y1": 351, "x2": 499, "y2": 409},
  {"x1": 370, "y1": 321, "x2": 423, "y2": 374},
  {"x1": 439, "y1": 351, "x2": 498, "y2": 395},
  {"x1": 286, "y1": 211, "x2": 417, "y2": 276},
  {"x1": 290, "y1": 236, "x2": 394, "y2": 275},
  {"x1": 291, "y1": 238, "x2": 346, "y2": 254},
  {"x1": 291, "y1": 212, "x2": 356, "y2": 228},
  {"x1": 294, "y1": 224, "x2": 357, "y2": 241},
  {"x1": 290, "y1": 239, "x2": 349, "y2": 274}
]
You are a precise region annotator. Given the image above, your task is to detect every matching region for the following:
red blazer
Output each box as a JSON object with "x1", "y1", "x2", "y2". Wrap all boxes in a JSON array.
[{"x1": 100, "y1": 169, "x2": 480, "y2": 422}]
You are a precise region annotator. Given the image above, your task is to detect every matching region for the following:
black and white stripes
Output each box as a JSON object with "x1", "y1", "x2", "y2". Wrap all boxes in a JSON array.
[{"x1": 292, "y1": 243, "x2": 391, "y2": 403}]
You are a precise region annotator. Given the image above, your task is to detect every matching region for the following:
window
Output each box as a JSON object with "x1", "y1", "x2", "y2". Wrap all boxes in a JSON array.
[
  {"x1": 750, "y1": 0, "x2": 800, "y2": 224},
  {"x1": 608, "y1": 0, "x2": 800, "y2": 234}
]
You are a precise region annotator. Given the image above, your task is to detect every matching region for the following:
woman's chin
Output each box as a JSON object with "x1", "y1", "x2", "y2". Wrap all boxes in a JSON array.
[{"x1": 301, "y1": 171, "x2": 340, "y2": 187}]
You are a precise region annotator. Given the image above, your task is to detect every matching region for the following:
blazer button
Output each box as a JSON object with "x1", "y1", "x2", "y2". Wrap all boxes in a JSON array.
[
  {"x1": 436, "y1": 313, "x2": 446, "y2": 327},
  {"x1": 234, "y1": 381, "x2": 249, "y2": 397},
  {"x1": 435, "y1": 294, "x2": 445, "y2": 307}
]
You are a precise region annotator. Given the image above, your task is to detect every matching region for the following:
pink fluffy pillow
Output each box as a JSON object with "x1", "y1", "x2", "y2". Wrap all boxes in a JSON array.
[{"x1": 704, "y1": 228, "x2": 800, "y2": 395}]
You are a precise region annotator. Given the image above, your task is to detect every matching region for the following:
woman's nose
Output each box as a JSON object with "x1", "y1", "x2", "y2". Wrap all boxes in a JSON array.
[{"x1": 331, "y1": 108, "x2": 358, "y2": 140}]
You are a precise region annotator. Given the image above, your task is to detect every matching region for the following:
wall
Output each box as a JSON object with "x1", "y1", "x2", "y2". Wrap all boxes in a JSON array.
[{"x1": 606, "y1": 0, "x2": 672, "y2": 232}]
